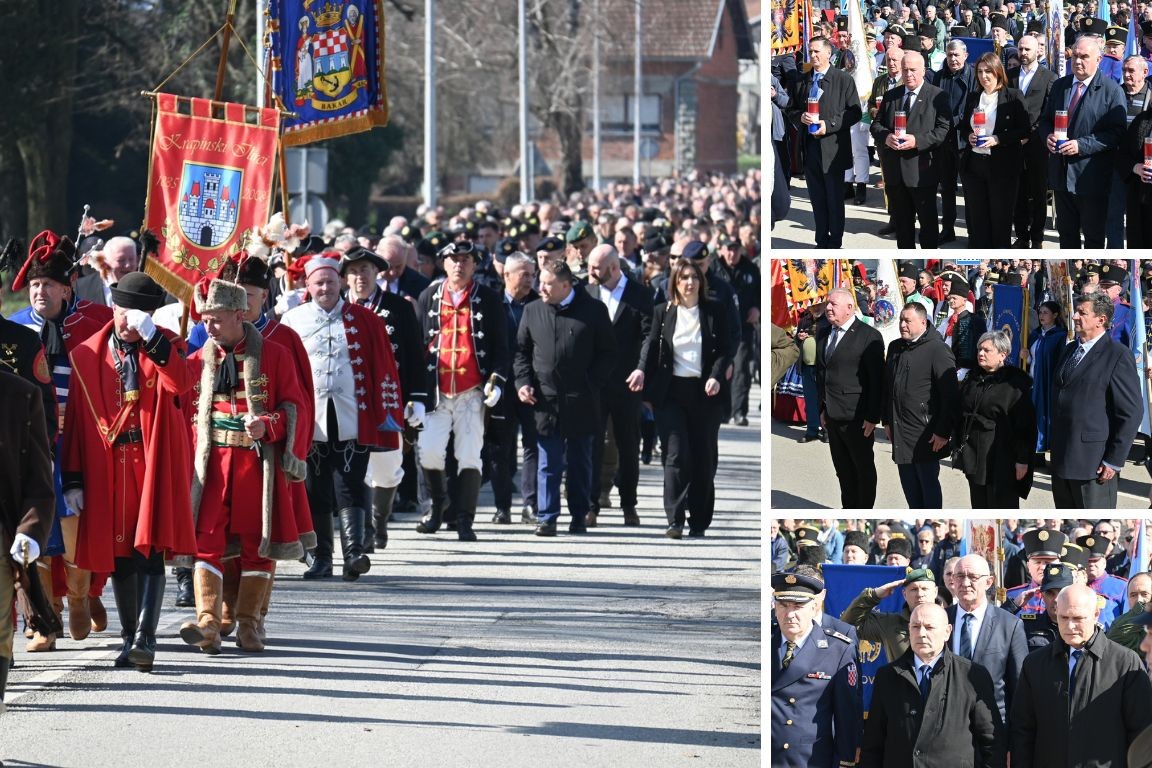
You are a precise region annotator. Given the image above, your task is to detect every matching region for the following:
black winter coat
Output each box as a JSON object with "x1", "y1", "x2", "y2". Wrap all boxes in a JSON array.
[
  {"x1": 861, "y1": 648, "x2": 1004, "y2": 768},
  {"x1": 637, "y1": 299, "x2": 736, "y2": 413},
  {"x1": 954, "y1": 364, "x2": 1036, "y2": 499},
  {"x1": 514, "y1": 288, "x2": 617, "y2": 437},
  {"x1": 1010, "y1": 629, "x2": 1152, "y2": 768},
  {"x1": 882, "y1": 325, "x2": 959, "y2": 464}
]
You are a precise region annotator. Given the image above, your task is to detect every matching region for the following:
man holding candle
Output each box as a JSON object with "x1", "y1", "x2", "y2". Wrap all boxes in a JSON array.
[
  {"x1": 1011, "y1": 32, "x2": 1058, "y2": 248},
  {"x1": 1118, "y1": 65, "x2": 1152, "y2": 246},
  {"x1": 1040, "y1": 34, "x2": 1127, "y2": 248},
  {"x1": 790, "y1": 35, "x2": 862, "y2": 249},
  {"x1": 871, "y1": 50, "x2": 952, "y2": 249}
]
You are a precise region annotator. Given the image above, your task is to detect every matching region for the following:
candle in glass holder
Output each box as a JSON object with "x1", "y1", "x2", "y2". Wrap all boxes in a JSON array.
[
  {"x1": 1054, "y1": 110, "x2": 1069, "y2": 148},
  {"x1": 807, "y1": 98, "x2": 820, "y2": 133},
  {"x1": 894, "y1": 110, "x2": 907, "y2": 139},
  {"x1": 973, "y1": 109, "x2": 987, "y2": 147}
]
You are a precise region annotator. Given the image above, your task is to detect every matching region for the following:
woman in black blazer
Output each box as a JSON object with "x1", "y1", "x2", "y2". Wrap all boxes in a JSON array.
[
  {"x1": 630, "y1": 258, "x2": 734, "y2": 539},
  {"x1": 959, "y1": 52, "x2": 1029, "y2": 248}
]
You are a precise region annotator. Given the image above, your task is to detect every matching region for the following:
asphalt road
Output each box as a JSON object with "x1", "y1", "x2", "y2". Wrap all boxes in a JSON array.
[
  {"x1": 770, "y1": 411, "x2": 1152, "y2": 509},
  {"x1": 2, "y1": 388, "x2": 764, "y2": 767},
  {"x1": 772, "y1": 176, "x2": 1062, "y2": 249}
]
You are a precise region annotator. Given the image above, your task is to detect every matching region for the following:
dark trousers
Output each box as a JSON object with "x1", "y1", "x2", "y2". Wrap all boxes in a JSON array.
[
  {"x1": 537, "y1": 433, "x2": 594, "y2": 524},
  {"x1": 1127, "y1": 189, "x2": 1152, "y2": 247},
  {"x1": 961, "y1": 154, "x2": 1018, "y2": 247},
  {"x1": 1054, "y1": 189, "x2": 1108, "y2": 248},
  {"x1": 804, "y1": 142, "x2": 846, "y2": 248},
  {"x1": 800, "y1": 363, "x2": 820, "y2": 437},
  {"x1": 306, "y1": 438, "x2": 370, "y2": 560},
  {"x1": 1051, "y1": 472, "x2": 1118, "y2": 508},
  {"x1": 897, "y1": 461, "x2": 942, "y2": 509},
  {"x1": 731, "y1": 328, "x2": 756, "y2": 420},
  {"x1": 937, "y1": 135, "x2": 961, "y2": 235},
  {"x1": 592, "y1": 387, "x2": 641, "y2": 510},
  {"x1": 487, "y1": 400, "x2": 538, "y2": 511},
  {"x1": 825, "y1": 416, "x2": 877, "y2": 508},
  {"x1": 888, "y1": 182, "x2": 939, "y2": 249},
  {"x1": 1106, "y1": 170, "x2": 1127, "y2": 248},
  {"x1": 1014, "y1": 140, "x2": 1048, "y2": 245},
  {"x1": 968, "y1": 480, "x2": 1019, "y2": 509},
  {"x1": 660, "y1": 377, "x2": 722, "y2": 530}
]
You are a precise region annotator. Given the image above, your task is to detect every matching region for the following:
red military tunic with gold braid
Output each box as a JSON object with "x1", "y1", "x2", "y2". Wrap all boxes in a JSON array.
[
  {"x1": 262, "y1": 317, "x2": 315, "y2": 544},
  {"x1": 435, "y1": 288, "x2": 484, "y2": 396}
]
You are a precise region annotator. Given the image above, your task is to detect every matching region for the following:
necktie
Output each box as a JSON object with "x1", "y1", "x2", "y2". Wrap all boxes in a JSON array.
[
  {"x1": 1068, "y1": 81, "x2": 1086, "y2": 118},
  {"x1": 1063, "y1": 344, "x2": 1086, "y2": 379},
  {"x1": 782, "y1": 641, "x2": 797, "y2": 670},
  {"x1": 1069, "y1": 649, "x2": 1083, "y2": 693},
  {"x1": 919, "y1": 664, "x2": 932, "y2": 700},
  {"x1": 826, "y1": 326, "x2": 841, "y2": 358},
  {"x1": 959, "y1": 613, "x2": 974, "y2": 659},
  {"x1": 903, "y1": 89, "x2": 914, "y2": 113}
]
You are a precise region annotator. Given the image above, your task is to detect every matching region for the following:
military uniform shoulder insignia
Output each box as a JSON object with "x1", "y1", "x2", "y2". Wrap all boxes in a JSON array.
[
  {"x1": 824, "y1": 628, "x2": 852, "y2": 644},
  {"x1": 33, "y1": 348, "x2": 51, "y2": 384},
  {"x1": 1021, "y1": 613, "x2": 1037, "y2": 620}
]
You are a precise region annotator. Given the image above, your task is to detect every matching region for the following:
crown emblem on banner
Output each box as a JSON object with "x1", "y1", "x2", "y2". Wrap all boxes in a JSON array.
[{"x1": 311, "y1": 1, "x2": 344, "y2": 27}]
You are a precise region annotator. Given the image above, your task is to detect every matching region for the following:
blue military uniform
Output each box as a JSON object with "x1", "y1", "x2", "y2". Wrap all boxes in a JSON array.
[
  {"x1": 1110, "y1": 302, "x2": 1133, "y2": 347},
  {"x1": 1019, "y1": 563, "x2": 1075, "y2": 650},
  {"x1": 1100, "y1": 54, "x2": 1123, "y2": 83},
  {"x1": 1077, "y1": 534, "x2": 1127, "y2": 628},
  {"x1": 771, "y1": 572, "x2": 861, "y2": 768},
  {"x1": 1006, "y1": 527, "x2": 1068, "y2": 615}
]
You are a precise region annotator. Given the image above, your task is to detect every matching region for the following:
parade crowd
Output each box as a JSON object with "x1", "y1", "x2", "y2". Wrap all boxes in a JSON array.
[
  {"x1": 770, "y1": 258, "x2": 1152, "y2": 510},
  {"x1": 770, "y1": 519, "x2": 1152, "y2": 768},
  {"x1": 770, "y1": 0, "x2": 1152, "y2": 248},
  {"x1": 0, "y1": 171, "x2": 762, "y2": 706}
]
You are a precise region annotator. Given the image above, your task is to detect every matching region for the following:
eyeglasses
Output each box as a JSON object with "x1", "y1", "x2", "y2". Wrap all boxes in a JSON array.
[{"x1": 954, "y1": 573, "x2": 990, "y2": 582}]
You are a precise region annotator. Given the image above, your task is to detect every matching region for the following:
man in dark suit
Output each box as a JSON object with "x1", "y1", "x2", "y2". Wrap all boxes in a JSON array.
[
  {"x1": 791, "y1": 35, "x2": 862, "y2": 248},
  {"x1": 816, "y1": 288, "x2": 885, "y2": 509},
  {"x1": 1010, "y1": 584, "x2": 1152, "y2": 768},
  {"x1": 946, "y1": 554, "x2": 1030, "y2": 721},
  {"x1": 871, "y1": 50, "x2": 953, "y2": 248},
  {"x1": 1049, "y1": 293, "x2": 1142, "y2": 508},
  {"x1": 771, "y1": 572, "x2": 861, "y2": 768},
  {"x1": 932, "y1": 41, "x2": 977, "y2": 243},
  {"x1": 586, "y1": 245, "x2": 652, "y2": 527},
  {"x1": 861, "y1": 603, "x2": 1004, "y2": 768},
  {"x1": 1011, "y1": 32, "x2": 1057, "y2": 248},
  {"x1": 1040, "y1": 35, "x2": 1127, "y2": 248},
  {"x1": 377, "y1": 234, "x2": 432, "y2": 301}
]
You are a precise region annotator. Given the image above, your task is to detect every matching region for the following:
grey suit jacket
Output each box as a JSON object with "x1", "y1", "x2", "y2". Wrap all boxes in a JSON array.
[
  {"x1": 947, "y1": 602, "x2": 1029, "y2": 721},
  {"x1": 73, "y1": 270, "x2": 109, "y2": 306}
]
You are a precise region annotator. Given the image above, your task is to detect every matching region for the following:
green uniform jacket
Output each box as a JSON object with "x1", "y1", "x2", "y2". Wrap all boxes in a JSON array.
[
  {"x1": 1107, "y1": 601, "x2": 1147, "y2": 654},
  {"x1": 840, "y1": 588, "x2": 911, "y2": 663}
]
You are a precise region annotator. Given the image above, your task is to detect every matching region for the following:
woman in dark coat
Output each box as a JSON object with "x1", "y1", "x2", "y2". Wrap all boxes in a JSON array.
[
  {"x1": 1026, "y1": 300, "x2": 1066, "y2": 467},
  {"x1": 958, "y1": 52, "x2": 1029, "y2": 248},
  {"x1": 633, "y1": 258, "x2": 734, "y2": 539},
  {"x1": 1118, "y1": 103, "x2": 1152, "y2": 248},
  {"x1": 953, "y1": 330, "x2": 1037, "y2": 509}
]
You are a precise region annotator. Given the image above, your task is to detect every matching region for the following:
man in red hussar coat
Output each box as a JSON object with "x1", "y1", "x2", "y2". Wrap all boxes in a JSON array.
[
  {"x1": 62, "y1": 271, "x2": 197, "y2": 672},
  {"x1": 182, "y1": 277, "x2": 313, "y2": 654}
]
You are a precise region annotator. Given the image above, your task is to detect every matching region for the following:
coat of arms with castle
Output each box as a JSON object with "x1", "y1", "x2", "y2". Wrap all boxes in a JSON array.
[{"x1": 295, "y1": 0, "x2": 369, "y2": 111}]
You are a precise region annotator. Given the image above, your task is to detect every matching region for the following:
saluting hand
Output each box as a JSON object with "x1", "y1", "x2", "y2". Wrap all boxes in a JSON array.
[{"x1": 875, "y1": 578, "x2": 906, "y2": 599}]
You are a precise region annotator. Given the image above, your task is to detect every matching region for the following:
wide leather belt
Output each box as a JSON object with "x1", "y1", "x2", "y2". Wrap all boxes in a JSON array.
[
  {"x1": 210, "y1": 428, "x2": 255, "y2": 448},
  {"x1": 112, "y1": 428, "x2": 144, "y2": 446}
]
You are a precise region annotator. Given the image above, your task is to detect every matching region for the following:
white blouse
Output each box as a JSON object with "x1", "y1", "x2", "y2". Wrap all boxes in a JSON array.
[
  {"x1": 971, "y1": 90, "x2": 999, "y2": 156},
  {"x1": 672, "y1": 305, "x2": 704, "y2": 378}
]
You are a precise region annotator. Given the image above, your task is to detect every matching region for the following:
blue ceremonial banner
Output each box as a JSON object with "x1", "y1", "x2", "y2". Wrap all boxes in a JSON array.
[
  {"x1": 821, "y1": 564, "x2": 906, "y2": 713},
  {"x1": 1127, "y1": 7, "x2": 1141, "y2": 58},
  {"x1": 954, "y1": 37, "x2": 995, "y2": 61},
  {"x1": 1130, "y1": 524, "x2": 1151, "y2": 607},
  {"x1": 267, "y1": 0, "x2": 390, "y2": 146},
  {"x1": 992, "y1": 284, "x2": 1025, "y2": 366},
  {"x1": 1131, "y1": 259, "x2": 1151, "y2": 436}
]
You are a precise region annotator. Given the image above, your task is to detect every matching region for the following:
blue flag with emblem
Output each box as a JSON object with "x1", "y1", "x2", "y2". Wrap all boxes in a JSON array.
[
  {"x1": 821, "y1": 563, "x2": 906, "y2": 713},
  {"x1": 1128, "y1": 7, "x2": 1141, "y2": 58},
  {"x1": 266, "y1": 0, "x2": 390, "y2": 146},
  {"x1": 992, "y1": 284, "x2": 1025, "y2": 366}
]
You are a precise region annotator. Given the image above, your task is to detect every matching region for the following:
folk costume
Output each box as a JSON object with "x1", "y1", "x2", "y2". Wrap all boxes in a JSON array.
[
  {"x1": 341, "y1": 247, "x2": 425, "y2": 551},
  {"x1": 183, "y1": 279, "x2": 313, "y2": 654},
  {"x1": 62, "y1": 272, "x2": 196, "y2": 671},
  {"x1": 8, "y1": 231, "x2": 112, "y2": 651},
  {"x1": 280, "y1": 258, "x2": 404, "y2": 580},
  {"x1": 413, "y1": 242, "x2": 510, "y2": 541}
]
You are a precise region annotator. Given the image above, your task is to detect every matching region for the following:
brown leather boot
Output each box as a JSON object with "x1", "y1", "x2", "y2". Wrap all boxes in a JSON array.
[
  {"x1": 65, "y1": 563, "x2": 92, "y2": 641},
  {"x1": 235, "y1": 572, "x2": 271, "y2": 652},
  {"x1": 219, "y1": 559, "x2": 241, "y2": 638},
  {"x1": 27, "y1": 561, "x2": 58, "y2": 652},
  {"x1": 89, "y1": 595, "x2": 108, "y2": 633},
  {"x1": 179, "y1": 567, "x2": 223, "y2": 654},
  {"x1": 257, "y1": 563, "x2": 276, "y2": 643}
]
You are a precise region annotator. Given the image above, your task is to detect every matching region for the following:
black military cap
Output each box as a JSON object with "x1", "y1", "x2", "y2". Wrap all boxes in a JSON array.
[
  {"x1": 437, "y1": 239, "x2": 480, "y2": 262},
  {"x1": 520, "y1": 217, "x2": 542, "y2": 236},
  {"x1": 1060, "y1": 541, "x2": 1089, "y2": 571},
  {"x1": 110, "y1": 271, "x2": 166, "y2": 312},
  {"x1": 1022, "y1": 528, "x2": 1067, "y2": 558},
  {"x1": 536, "y1": 236, "x2": 565, "y2": 255},
  {"x1": 794, "y1": 524, "x2": 822, "y2": 548},
  {"x1": 948, "y1": 276, "x2": 971, "y2": 298},
  {"x1": 918, "y1": 23, "x2": 937, "y2": 39},
  {"x1": 886, "y1": 536, "x2": 913, "y2": 560},
  {"x1": 1026, "y1": 19, "x2": 1045, "y2": 34},
  {"x1": 642, "y1": 233, "x2": 671, "y2": 254},
  {"x1": 902, "y1": 34, "x2": 924, "y2": 51},
  {"x1": 219, "y1": 254, "x2": 272, "y2": 289},
  {"x1": 951, "y1": 24, "x2": 969, "y2": 36},
  {"x1": 843, "y1": 530, "x2": 869, "y2": 553},
  {"x1": 1086, "y1": 262, "x2": 1101, "y2": 275},
  {"x1": 493, "y1": 237, "x2": 518, "y2": 264},
  {"x1": 885, "y1": 23, "x2": 908, "y2": 37},
  {"x1": 682, "y1": 241, "x2": 709, "y2": 261},
  {"x1": 990, "y1": 13, "x2": 1010, "y2": 32},
  {"x1": 771, "y1": 572, "x2": 825, "y2": 603},
  {"x1": 1099, "y1": 264, "x2": 1129, "y2": 286},
  {"x1": 416, "y1": 230, "x2": 447, "y2": 259},
  {"x1": 1040, "y1": 563, "x2": 1075, "y2": 592},
  {"x1": 340, "y1": 246, "x2": 388, "y2": 275},
  {"x1": 399, "y1": 223, "x2": 423, "y2": 244},
  {"x1": 293, "y1": 235, "x2": 329, "y2": 258},
  {"x1": 1105, "y1": 25, "x2": 1127, "y2": 44},
  {"x1": 836, "y1": 15, "x2": 848, "y2": 33},
  {"x1": 1075, "y1": 534, "x2": 1110, "y2": 559},
  {"x1": 1079, "y1": 16, "x2": 1106, "y2": 36},
  {"x1": 897, "y1": 261, "x2": 920, "y2": 281},
  {"x1": 796, "y1": 543, "x2": 828, "y2": 567}
]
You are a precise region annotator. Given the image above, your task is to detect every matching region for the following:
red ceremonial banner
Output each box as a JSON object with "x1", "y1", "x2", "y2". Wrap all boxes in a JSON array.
[{"x1": 143, "y1": 93, "x2": 279, "y2": 301}]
